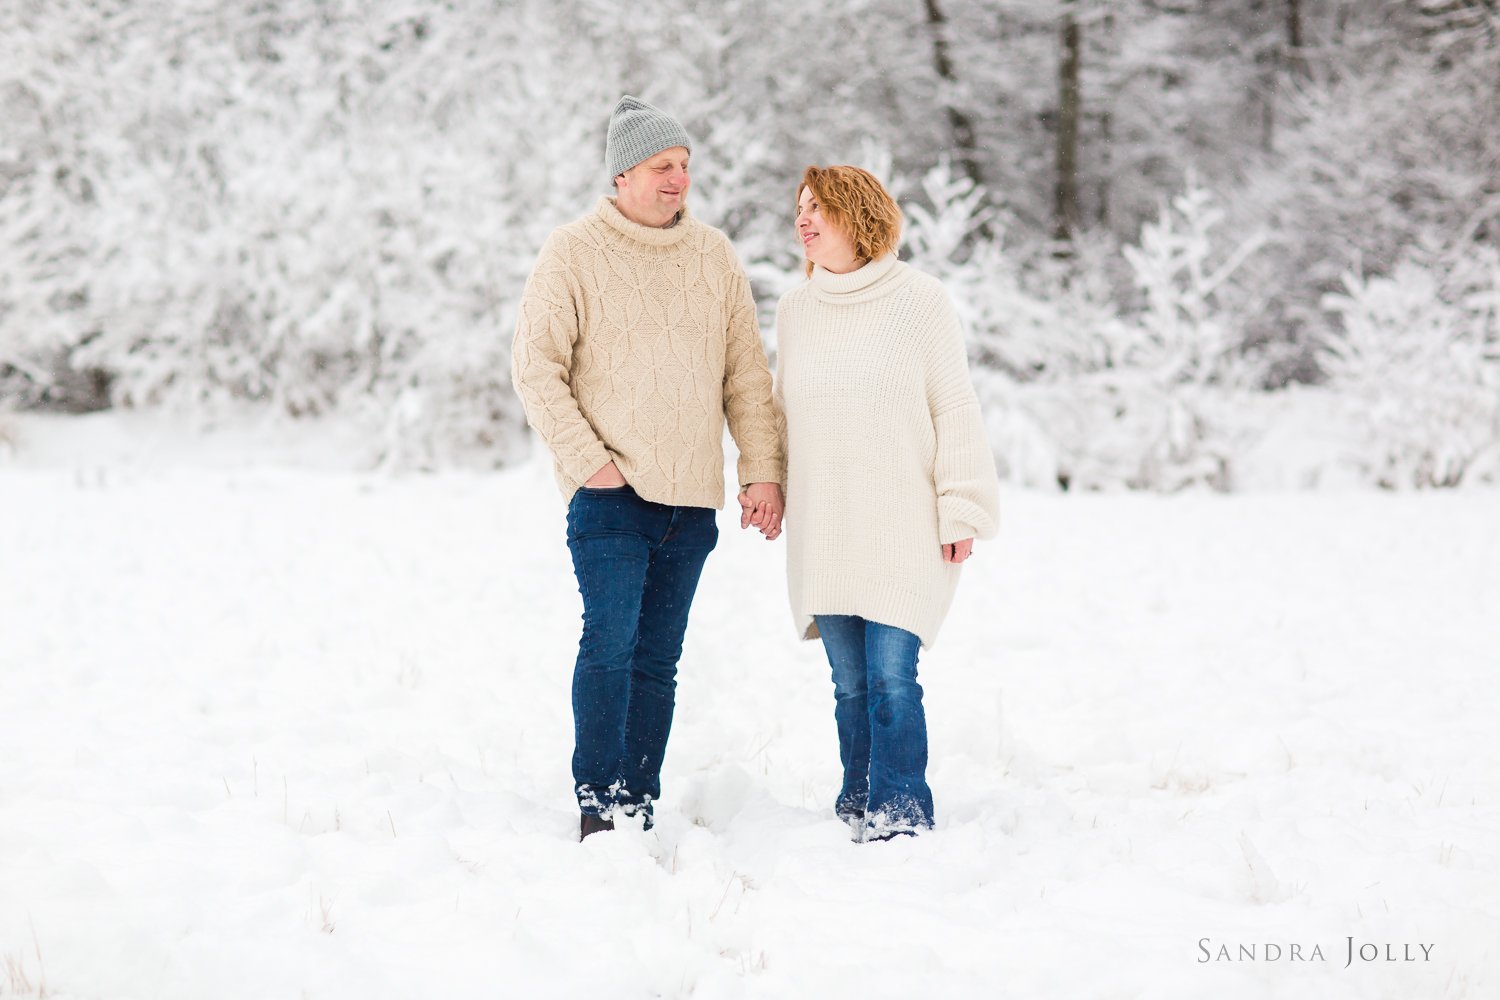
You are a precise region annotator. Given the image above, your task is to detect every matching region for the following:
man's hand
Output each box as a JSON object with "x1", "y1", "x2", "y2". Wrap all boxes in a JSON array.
[
  {"x1": 737, "y1": 482, "x2": 784, "y2": 541},
  {"x1": 584, "y1": 461, "x2": 627, "y2": 488},
  {"x1": 942, "y1": 538, "x2": 974, "y2": 563}
]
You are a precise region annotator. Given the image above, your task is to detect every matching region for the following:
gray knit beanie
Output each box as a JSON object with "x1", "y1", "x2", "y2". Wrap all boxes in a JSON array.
[{"x1": 606, "y1": 95, "x2": 692, "y2": 180}]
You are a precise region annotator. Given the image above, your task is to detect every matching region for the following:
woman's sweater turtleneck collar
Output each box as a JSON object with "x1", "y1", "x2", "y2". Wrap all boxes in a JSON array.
[{"x1": 808, "y1": 252, "x2": 909, "y2": 304}]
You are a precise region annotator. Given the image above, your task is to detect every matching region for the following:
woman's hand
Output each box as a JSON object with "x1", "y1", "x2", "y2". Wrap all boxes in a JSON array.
[
  {"x1": 737, "y1": 483, "x2": 784, "y2": 540},
  {"x1": 942, "y1": 538, "x2": 974, "y2": 563},
  {"x1": 584, "y1": 461, "x2": 627, "y2": 488}
]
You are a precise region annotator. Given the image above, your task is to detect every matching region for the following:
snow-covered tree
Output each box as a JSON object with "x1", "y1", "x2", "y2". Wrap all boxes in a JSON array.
[{"x1": 1320, "y1": 250, "x2": 1500, "y2": 487}]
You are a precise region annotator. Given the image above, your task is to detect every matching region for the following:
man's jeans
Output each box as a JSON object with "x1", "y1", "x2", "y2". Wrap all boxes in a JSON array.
[
  {"x1": 566, "y1": 486, "x2": 717, "y2": 820},
  {"x1": 813, "y1": 614, "x2": 935, "y2": 833}
]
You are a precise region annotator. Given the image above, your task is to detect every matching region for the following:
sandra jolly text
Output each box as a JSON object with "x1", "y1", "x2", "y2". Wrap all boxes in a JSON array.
[{"x1": 1198, "y1": 937, "x2": 1435, "y2": 967}]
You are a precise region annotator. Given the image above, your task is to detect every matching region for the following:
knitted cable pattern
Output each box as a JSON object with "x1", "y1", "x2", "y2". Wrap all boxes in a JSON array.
[{"x1": 512, "y1": 197, "x2": 784, "y2": 508}]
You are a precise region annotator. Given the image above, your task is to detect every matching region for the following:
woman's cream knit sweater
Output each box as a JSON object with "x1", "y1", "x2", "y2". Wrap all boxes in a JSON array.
[{"x1": 776, "y1": 253, "x2": 1000, "y2": 649}]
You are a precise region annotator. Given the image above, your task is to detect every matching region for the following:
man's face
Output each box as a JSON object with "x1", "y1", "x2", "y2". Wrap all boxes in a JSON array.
[{"x1": 614, "y1": 147, "x2": 691, "y2": 228}]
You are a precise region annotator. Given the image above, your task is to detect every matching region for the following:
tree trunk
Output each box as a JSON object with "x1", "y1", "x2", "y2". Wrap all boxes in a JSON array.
[
  {"x1": 1286, "y1": 0, "x2": 1307, "y2": 77},
  {"x1": 1261, "y1": 81, "x2": 1276, "y2": 153},
  {"x1": 1096, "y1": 7, "x2": 1115, "y2": 229},
  {"x1": 1097, "y1": 105, "x2": 1112, "y2": 228},
  {"x1": 1054, "y1": 6, "x2": 1082, "y2": 242},
  {"x1": 922, "y1": 0, "x2": 984, "y2": 191}
]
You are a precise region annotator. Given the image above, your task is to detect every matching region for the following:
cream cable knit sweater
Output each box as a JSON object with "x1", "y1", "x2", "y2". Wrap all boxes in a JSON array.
[
  {"x1": 511, "y1": 197, "x2": 784, "y2": 508},
  {"x1": 776, "y1": 253, "x2": 1000, "y2": 649}
]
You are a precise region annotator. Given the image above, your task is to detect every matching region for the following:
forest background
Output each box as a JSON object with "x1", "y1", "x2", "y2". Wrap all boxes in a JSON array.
[{"x1": 2, "y1": 0, "x2": 1498, "y2": 491}]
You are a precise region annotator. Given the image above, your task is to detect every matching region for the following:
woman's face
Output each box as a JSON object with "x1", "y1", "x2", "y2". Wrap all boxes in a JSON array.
[{"x1": 796, "y1": 185, "x2": 860, "y2": 273}]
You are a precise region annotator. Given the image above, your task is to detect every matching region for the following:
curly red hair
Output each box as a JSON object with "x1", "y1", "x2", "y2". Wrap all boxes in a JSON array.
[{"x1": 797, "y1": 165, "x2": 902, "y2": 276}]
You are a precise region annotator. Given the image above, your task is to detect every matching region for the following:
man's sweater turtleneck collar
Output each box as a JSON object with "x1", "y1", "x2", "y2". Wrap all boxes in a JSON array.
[{"x1": 595, "y1": 196, "x2": 691, "y2": 247}]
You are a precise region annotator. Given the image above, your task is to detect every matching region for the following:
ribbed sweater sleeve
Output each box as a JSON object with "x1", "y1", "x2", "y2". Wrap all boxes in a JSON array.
[
  {"x1": 510, "y1": 231, "x2": 611, "y2": 486},
  {"x1": 924, "y1": 289, "x2": 1001, "y2": 544},
  {"x1": 722, "y1": 264, "x2": 785, "y2": 487}
]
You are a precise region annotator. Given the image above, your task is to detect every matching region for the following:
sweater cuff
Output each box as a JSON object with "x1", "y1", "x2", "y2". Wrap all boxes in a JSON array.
[
  {"x1": 737, "y1": 458, "x2": 785, "y2": 491},
  {"x1": 562, "y1": 441, "x2": 615, "y2": 488},
  {"x1": 937, "y1": 495, "x2": 998, "y2": 543}
]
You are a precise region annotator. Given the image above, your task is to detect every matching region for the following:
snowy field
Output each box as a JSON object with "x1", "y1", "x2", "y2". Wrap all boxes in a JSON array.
[{"x1": 2, "y1": 414, "x2": 1498, "y2": 1000}]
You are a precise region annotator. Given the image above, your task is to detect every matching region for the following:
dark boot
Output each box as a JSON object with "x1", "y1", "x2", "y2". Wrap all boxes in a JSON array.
[{"x1": 579, "y1": 813, "x2": 615, "y2": 841}]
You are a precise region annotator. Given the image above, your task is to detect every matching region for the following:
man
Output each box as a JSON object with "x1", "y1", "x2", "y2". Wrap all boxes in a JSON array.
[{"x1": 511, "y1": 95, "x2": 785, "y2": 841}]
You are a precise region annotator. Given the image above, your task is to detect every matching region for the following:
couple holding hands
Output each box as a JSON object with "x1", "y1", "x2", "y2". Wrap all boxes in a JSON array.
[{"x1": 511, "y1": 96, "x2": 999, "y2": 843}]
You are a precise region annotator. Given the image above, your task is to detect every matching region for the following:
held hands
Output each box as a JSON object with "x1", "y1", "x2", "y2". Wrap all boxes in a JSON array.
[
  {"x1": 942, "y1": 538, "x2": 974, "y2": 564},
  {"x1": 737, "y1": 483, "x2": 784, "y2": 541},
  {"x1": 584, "y1": 461, "x2": 627, "y2": 488}
]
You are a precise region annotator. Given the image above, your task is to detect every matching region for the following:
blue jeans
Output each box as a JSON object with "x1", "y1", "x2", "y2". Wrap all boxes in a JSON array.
[
  {"x1": 566, "y1": 486, "x2": 718, "y2": 820},
  {"x1": 814, "y1": 615, "x2": 934, "y2": 833}
]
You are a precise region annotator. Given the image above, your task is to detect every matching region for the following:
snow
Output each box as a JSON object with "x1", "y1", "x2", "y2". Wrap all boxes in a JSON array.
[{"x1": 1, "y1": 413, "x2": 1497, "y2": 999}]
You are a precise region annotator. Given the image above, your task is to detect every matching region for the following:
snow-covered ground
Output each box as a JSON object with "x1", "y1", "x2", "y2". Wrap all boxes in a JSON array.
[{"x1": 1, "y1": 414, "x2": 1497, "y2": 999}]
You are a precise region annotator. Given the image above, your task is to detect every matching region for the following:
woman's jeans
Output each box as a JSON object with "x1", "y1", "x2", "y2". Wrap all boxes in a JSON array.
[
  {"x1": 813, "y1": 615, "x2": 935, "y2": 833},
  {"x1": 566, "y1": 486, "x2": 718, "y2": 820}
]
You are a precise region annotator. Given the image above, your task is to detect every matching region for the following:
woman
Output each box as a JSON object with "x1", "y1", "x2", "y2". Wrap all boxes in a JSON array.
[{"x1": 752, "y1": 165, "x2": 1000, "y2": 841}]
